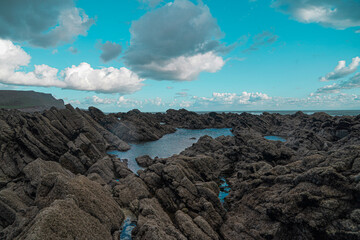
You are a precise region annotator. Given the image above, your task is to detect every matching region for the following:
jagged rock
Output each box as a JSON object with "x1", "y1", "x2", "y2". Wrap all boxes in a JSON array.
[
  {"x1": 35, "y1": 174, "x2": 124, "y2": 233},
  {"x1": 16, "y1": 198, "x2": 113, "y2": 240},
  {"x1": 134, "y1": 198, "x2": 187, "y2": 240}
]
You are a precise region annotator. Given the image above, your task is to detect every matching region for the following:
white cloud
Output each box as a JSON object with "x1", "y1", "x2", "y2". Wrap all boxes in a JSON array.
[
  {"x1": 124, "y1": 0, "x2": 229, "y2": 81},
  {"x1": 89, "y1": 96, "x2": 116, "y2": 104},
  {"x1": 190, "y1": 92, "x2": 360, "y2": 110},
  {"x1": 317, "y1": 73, "x2": 360, "y2": 93},
  {"x1": 320, "y1": 57, "x2": 360, "y2": 81},
  {"x1": 192, "y1": 92, "x2": 271, "y2": 106},
  {"x1": 0, "y1": 1, "x2": 94, "y2": 47},
  {"x1": 272, "y1": 0, "x2": 360, "y2": 31},
  {"x1": 144, "y1": 97, "x2": 163, "y2": 106},
  {"x1": 0, "y1": 39, "x2": 144, "y2": 94},
  {"x1": 63, "y1": 63, "x2": 144, "y2": 94},
  {"x1": 0, "y1": 39, "x2": 65, "y2": 87},
  {"x1": 139, "y1": 52, "x2": 224, "y2": 81}
]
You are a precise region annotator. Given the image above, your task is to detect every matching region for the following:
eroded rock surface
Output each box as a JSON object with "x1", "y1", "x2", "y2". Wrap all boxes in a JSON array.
[{"x1": 1, "y1": 107, "x2": 360, "y2": 240}]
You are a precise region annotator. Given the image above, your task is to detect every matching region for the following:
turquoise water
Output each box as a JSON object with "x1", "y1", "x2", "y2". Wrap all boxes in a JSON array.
[
  {"x1": 110, "y1": 128, "x2": 233, "y2": 240},
  {"x1": 264, "y1": 136, "x2": 286, "y2": 142},
  {"x1": 108, "y1": 128, "x2": 233, "y2": 174},
  {"x1": 219, "y1": 177, "x2": 230, "y2": 204},
  {"x1": 120, "y1": 217, "x2": 136, "y2": 240}
]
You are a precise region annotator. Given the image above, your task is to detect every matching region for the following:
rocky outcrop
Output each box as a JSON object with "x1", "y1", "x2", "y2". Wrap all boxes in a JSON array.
[
  {"x1": 0, "y1": 105, "x2": 130, "y2": 239},
  {"x1": 1, "y1": 106, "x2": 360, "y2": 239},
  {"x1": 89, "y1": 108, "x2": 176, "y2": 142}
]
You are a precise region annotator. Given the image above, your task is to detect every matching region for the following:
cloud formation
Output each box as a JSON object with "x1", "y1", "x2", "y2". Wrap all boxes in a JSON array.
[
  {"x1": 99, "y1": 41, "x2": 122, "y2": 63},
  {"x1": 0, "y1": 39, "x2": 144, "y2": 94},
  {"x1": 320, "y1": 57, "x2": 360, "y2": 81},
  {"x1": 124, "y1": 0, "x2": 228, "y2": 81},
  {"x1": 272, "y1": 0, "x2": 360, "y2": 30},
  {"x1": 63, "y1": 63, "x2": 144, "y2": 94},
  {"x1": 0, "y1": 0, "x2": 94, "y2": 47},
  {"x1": 317, "y1": 73, "x2": 360, "y2": 93},
  {"x1": 193, "y1": 92, "x2": 271, "y2": 105},
  {"x1": 243, "y1": 31, "x2": 278, "y2": 53},
  {"x1": 0, "y1": 39, "x2": 65, "y2": 87}
]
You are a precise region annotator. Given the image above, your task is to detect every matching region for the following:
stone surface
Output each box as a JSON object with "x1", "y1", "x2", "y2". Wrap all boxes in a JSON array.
[{"x1": 1, "y1": 106, "x2": 360, "y2": 239}]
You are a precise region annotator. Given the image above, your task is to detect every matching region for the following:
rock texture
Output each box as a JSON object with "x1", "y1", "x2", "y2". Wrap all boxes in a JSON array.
[
  {"x1": 1, "y1": 106, "x2": 360, "y2": 240},
  {"x1": 0, "y1": 105, "x2": 129, "y2": 239}
]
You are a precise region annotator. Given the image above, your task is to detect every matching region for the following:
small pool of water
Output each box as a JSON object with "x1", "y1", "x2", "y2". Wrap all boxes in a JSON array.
[
  {"x1": 219, "y1": 177, "x2": 231, "y2": 204},
  {"x1": 264, "y1": 135, "x2": 286, "y2": 142},
  {"x1": 120, "y1": 216, "x2": 136, "y2": 240},
  {"x1": 108, "y1": 128, "x2": 233, "y2": 174}
]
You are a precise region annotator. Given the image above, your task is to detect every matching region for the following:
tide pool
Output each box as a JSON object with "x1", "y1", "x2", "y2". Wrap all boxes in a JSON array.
[
  {"x1": 264, "y1": 135, "x2": 286, "y2": 142},
  {"x1": 108, "y1": 128, "x2": 233, "y2": 174}
]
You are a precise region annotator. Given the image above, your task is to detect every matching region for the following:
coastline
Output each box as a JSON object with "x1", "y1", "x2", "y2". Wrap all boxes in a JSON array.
[{"x1": 0, "y1": 105, "x2": 359, "y2": 239}]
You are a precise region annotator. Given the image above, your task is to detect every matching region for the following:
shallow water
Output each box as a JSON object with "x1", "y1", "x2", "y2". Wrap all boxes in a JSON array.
[
  {"x1": 219, "y1": 177, "x2": 231, "y2": 204},
  {"x1": 120, "y1": 217, "x2": 136, "y2": 240},
  {"x1": 264, "y1": 135, "x2": 286, "y2": 142},
  {"x1": 108, "y1": 128, "x2": 233, "y2": 174},
  {"x1": 111, "y1": 128, "x2": 233, "y2": 240}
]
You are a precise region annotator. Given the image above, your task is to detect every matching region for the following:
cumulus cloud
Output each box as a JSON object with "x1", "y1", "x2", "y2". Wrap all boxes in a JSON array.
[
  {"x1": 317, "y1": 73, "x2": 360, "y2": 93},
  {"x1": 63, "y1": 63, "x2": 144, "y2": 94},
  {"x1": 272, "y1": 0, "x2": 360, "y2": 30},
  {"x1": 0, "y1": 1, "x2": 94, "y2": 47},
  {"x1": 99, "y1": 41, "x2": 122, "y2": 63},
  {"x1": 124, "y1": 0, "x2": 229, "y2": 81},
  {"x1": 243, "y1": 31, "x2": 278, "y2": 53},
  {"x1": 320, "y1": 57, "x2": 360, "y2": 81},
  {"x1": 136, "y1": 52, "x2": 224, "y2": 81},
  {"x1": 0, "y1": 39, "x2": 144, "y2": 94},
  {"x1": 0, "y1": 39, "x2": 65, "y2": 87}
]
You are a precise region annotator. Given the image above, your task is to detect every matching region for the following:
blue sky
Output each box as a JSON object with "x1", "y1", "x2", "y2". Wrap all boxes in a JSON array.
[{"x1": 0, "y1": 0, "x2": 359, "y2": 112}]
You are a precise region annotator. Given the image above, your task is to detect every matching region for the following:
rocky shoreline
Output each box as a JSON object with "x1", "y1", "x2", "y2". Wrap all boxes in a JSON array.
[{"x1": 0, "y1": 105, "x2": 359, "y2": 239}]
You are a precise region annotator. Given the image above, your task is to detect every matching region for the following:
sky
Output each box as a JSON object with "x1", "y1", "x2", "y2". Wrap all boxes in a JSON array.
[{"x1": 0, "y1": 0, "x2": 359, "y2": 112}]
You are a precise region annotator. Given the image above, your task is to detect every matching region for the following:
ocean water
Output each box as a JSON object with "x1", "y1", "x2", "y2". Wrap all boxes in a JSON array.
[
  {"x1": 195, "y1": 110, "x2": 360, "y2": 116},
  {"x1": 108, "y1": 128, "x2": 233, "y2": 174}
]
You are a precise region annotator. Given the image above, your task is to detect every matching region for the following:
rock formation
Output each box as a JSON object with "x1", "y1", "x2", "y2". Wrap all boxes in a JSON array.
[{"x1": 0, "y1": 106, "x2": 359, "y2": 239}]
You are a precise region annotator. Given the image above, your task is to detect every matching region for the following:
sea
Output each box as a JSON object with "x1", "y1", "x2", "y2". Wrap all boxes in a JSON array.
[{"x1": 194, "y1": 110, "x2": 360, "y2": 116}]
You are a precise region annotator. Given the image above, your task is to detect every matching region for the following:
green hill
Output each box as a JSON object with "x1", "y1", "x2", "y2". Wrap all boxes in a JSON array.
[{"x1": 0, "y1": 90, "x2": 65, "y2": 112}]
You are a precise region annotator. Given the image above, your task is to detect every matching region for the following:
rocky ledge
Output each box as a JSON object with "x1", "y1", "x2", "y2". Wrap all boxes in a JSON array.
[{"x1": 0, "y1": 106, "x2": 359, "y2": 239}]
